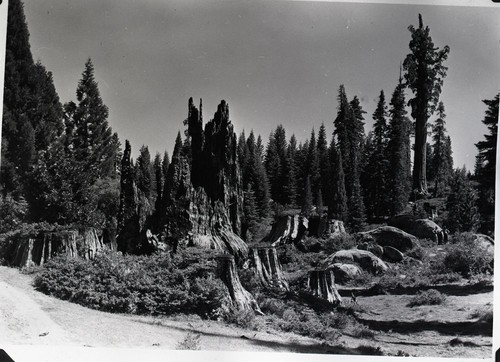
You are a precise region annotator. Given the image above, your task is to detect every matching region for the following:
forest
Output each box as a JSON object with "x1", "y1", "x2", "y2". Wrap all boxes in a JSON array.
[{"x1": 0, "y1": 0, "x2": 497, "y2": 357}]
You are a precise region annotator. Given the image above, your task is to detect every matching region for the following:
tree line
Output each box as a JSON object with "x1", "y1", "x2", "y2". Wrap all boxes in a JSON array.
[{"x1": 1, "y1": 0, "x2": 497, "y2": 238}]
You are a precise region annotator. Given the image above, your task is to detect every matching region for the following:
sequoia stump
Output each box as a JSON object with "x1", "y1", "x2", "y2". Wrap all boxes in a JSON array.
[
  {"x1": 307, "y1": 269, "x2": 342, "y2": 305},
  {"x1": 249, "y1": 246, "x2": 289, "y2": 291},
  {"x1": 216, "y1": 255, "x2": 262, "y2": 314}
]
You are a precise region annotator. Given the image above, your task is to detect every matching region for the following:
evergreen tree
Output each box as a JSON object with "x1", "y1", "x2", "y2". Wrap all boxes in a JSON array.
[
  {"x1": 403, "y1": 14, "x2": 450, "y2": 196},
  {"x1": 136, "y1": 146, "x2": 152, "y2": 198},
  {"x1": 328, "y1": 140, "x2": 348, "y2": 221},
  {"x1": 66, "y1": 59, "x2": 119, "y2": 181},
  {"x1": 387, "y1": 76, "x2": 412, "y2": 215},
  {"x1": 317, "y1": 123, "x2": 330, "y2": 200},
  {"x1": 475, "y1": 93, "x2": 499, "y2": 234},
  {"x1": 347, "y1": 154, "x2": 366, "y2": 231},
  {"x1": 282, "y1": 135, "x2": 298, "y2": 206},
  {"x1": 162, "y1": 151, "x2": 170, "y2": 183},
  {"x1": 153, "y1": 152, "x2": 163, "y2": 226},
  {"x1": 306, "y1": 128, "x2": 320, "y2": 200},
  {"x1": 247, "y1": 131, "x2": 270, "y2": 218},
  {"x1": 446, "y1": 167, "x2": 479, "y2": 233},
  {"x1": 430, "y1": 101, "x2": 453, "y2": 197},
  {"x1": 364, "y1": 90, "x2": 390, "y2": 219},
  {"x1": 301, "y1": 175, "x2": 313, "y2": 216},
  {"x1": 117, "y1": 140, "x2": 136, "y2": 234}
]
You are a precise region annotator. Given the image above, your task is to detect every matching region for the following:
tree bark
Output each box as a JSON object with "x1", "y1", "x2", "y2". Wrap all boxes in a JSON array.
[
  {"x1": 307, "y1": 269, "x2": 342, "y2": 305},
  {"x1": 216, "y1": 255, "x2": 262, "y2": 314},
  {"x1": 249, "y1": 246, "x2": 289, "y2": 291}
]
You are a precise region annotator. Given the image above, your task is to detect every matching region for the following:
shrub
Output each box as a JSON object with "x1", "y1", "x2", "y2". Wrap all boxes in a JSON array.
[
  {"x1": 258, "y1": 297, "x2": 287, "y2": 317},
  {"x1": 34, "y1": 249, "x2": 228, "y2": 318},
  {"x1": 407, "y1": 289, "x2": 446, "y2": 307},
  {"x1": 176, "y1": 331, "x2": 201, "y2": 350},
  {"x1": 222, "y1": 306, "x2": 257, "y2": 330},
  {"x1": 435, "y1": 233, "x2": 492, "y2": 277},
  {"x1": 322, "y1": 233, "x2": 357, "y2": 254}
]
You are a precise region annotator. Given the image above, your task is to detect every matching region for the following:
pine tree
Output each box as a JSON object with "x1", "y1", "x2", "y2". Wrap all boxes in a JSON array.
[
  {"x1": 475, "y1": 93, "x2": 499, "y2": 234},
  {"x1": 364, "y1": 90, "x2": 390, "y2": 219},
  {"x1": 317, "y1": 123, "x2": 329, "y2": 200},
  {"x1": 387, "y1": 76, "x2": 412, "y2": 216},
  {"x1": 136, "y1": 145, "x2": 152, "y2": 198},
  {"x1": 328, "y1": 140, "x2": 348, "y2": 221},
  {"x1": 430, "y1": 101, "x2": 453, "y2": 197},
  {"x1": 118, "y1": 140, "x2": 136, "y2": 234},
  {"x1": 403, "y1": 14, "x2": 450, "y2": 196},
  {"x1": 265, "y1": 131, "x2": 281, "y2": 204},
  {"x1": 306, "y1": 128, "x2": 321, "y2": 201},
  {"x1": 66, "y1": 59, "x2": 118, "y2": 181},
  {"x1": 302, "y1": 175, "x2": 313, "y2": 216},
  {"x1": 446, "y1": 167, "x2": 479, "y2": 233},
  {"x1": 283, "y1": 135, "x2": 298, "y2": 206},
  {"x1": 247, "y1": 131, "x2": 270, "y2": 218}
]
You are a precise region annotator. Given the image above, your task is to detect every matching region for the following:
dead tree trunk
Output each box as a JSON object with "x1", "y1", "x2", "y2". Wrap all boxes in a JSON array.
[
  {"x1": 307, "y1": 269, "x2": 342, "y2": 305},
  {"x1": 216, "y1": 255, "x2": 262, "y2": 314},
  {"x1": 249, "y1": 246, "x2": 289, "y2": 291}
]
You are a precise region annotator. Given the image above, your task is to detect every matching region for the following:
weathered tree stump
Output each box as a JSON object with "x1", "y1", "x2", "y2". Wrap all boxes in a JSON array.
[
  {"x1": 249, "y1": 246, "x2": 289, "y2": 291},
  {"x1": 261, "y1": 214, "x2": 308, "y2": 246},
  {"x1": 307, "y1": 269, "x2": 342, "y2": 305},
  {"x1": 216, "y1": 255, "x2": 262, "y2": 314}
]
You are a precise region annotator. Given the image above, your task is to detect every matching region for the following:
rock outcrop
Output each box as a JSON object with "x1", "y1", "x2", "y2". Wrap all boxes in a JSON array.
[
  {"x1": 11, "y1": 228, "x2": 111, "y2": 268},
  {"x1": 216, "y1": 255, "x2": 262, "y2": 313},
  {"x1": 388, "y1": 215, "x2": 447, "y2": 244},
  {"x1": 357, "y1": 226, "x2": 418, "y2": 252},
  {"x1": 307, "y1": 269, "x2": 342, "y2": 305},
  {"x1": 324, "y1": 249, "x2": 388, "y2": 274},
  {"x1": 383, "y1": 246, "x2": 404, "y2": 262},
  {"x1": 248, "y1": 246, "x2": 289, "y2": 291}
]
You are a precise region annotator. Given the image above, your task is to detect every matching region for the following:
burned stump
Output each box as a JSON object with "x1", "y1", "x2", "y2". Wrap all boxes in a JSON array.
[
  {"x1": 261, "y1": 214, "x2": 308, "y2": 247},
  {"x1": 216, "y1": 255, "x2": 262, "y2": 314},
  {"x1": 249, "y1": 246, "x2": 289, "y2": 291},
  {"x1": 307, "y1": 269, "x2": 342, "y2": 305}
]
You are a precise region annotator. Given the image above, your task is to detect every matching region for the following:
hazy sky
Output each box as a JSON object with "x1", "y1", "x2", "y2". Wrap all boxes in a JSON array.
[{"x1": 22, "y1": 0, "x2": 500, "y2": 170}]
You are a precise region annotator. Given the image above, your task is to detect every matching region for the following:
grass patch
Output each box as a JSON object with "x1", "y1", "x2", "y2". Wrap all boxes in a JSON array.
[
  {"x1": 407, "y1": 289, "x2": 446, "y2": 307},
  {"x1": 176, "y1": 331, "x2": 201, "y2": 350}
]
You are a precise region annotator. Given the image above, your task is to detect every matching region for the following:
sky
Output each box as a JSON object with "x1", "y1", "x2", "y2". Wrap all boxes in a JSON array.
[{"x1": 21, "y1": 0, "x2": 500, "y2": 170}]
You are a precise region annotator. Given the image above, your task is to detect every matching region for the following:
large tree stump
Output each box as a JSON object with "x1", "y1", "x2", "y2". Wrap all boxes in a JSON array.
[
  {"x1": 261, "y1": 214, "x2": 308, "y2": 247},
  {"x1": 307, "y1": 269, "x2": 342, "y2": 305},
  {"x1": 216, "y1": 255, "x2": 262, "y2": 314},
  {"x1": 249, "y1": 246, "x2": 289, "y2": 291}
]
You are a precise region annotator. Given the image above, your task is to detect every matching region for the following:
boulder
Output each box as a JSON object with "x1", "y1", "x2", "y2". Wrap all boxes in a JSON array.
[
  {"x1": 330, "y1": 263, "x2": 362, "y2": 283},
  {"x1": 357, "y1": 226, "x2": 417, "y2": 252},
  {"x1": 388, "y1": 215, "x2": 447, "y2": 244},
  {"x1": 368, "y1": 244, "x2": 384, "y2": 258},
  {"x1": 383, "y1": 246, "x2": 404, "y2": 262},
  {"x1": 324, "y1": 249, "x2": 388, "y2": 274},
  {"x1": 357, "y1": 242, "x2": 369, "y2": 251}
]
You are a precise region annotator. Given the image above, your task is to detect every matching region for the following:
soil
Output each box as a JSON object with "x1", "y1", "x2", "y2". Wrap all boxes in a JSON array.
[{"x1": 0, "y1": 266, "x2": 493, "y2": 359}]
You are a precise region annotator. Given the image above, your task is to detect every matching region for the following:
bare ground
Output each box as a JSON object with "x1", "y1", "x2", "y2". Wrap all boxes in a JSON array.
[{"x1": 0, "y1": 266, "x2": 493, "y2": 358}]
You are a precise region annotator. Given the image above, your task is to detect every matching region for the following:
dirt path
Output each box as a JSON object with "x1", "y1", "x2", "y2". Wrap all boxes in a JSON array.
[{"x1": 0, "y1": 266, "x2": 324, "y2": 352}]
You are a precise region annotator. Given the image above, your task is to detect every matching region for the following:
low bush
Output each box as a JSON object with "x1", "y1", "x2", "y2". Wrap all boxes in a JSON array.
[
  {"x1": 407, "y1": 289, "x2": 446, "y2": 307},
  {"x1": 222, "y1": 306, "x2": 261, "y2": 330},
  {"x1": 34, "y1": 248, "x2": 228, "y2": 318},
  {"x1": 176, "y1": 331, "x2": 201, "y2": 350},
  {"x1": 322, "y1": 233, "x2": 357, "y2": 254},
  {"x1": 433, "y1": 233, "x2": 492, "y2": 277}
]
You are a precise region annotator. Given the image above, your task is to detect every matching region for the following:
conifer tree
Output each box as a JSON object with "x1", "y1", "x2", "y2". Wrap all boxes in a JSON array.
[
  {"x1": 475, "y1": 93, "x2": 499, "y2": 234},
  {"x1": 364, "y1": 90, "x2": 390, "y2": 219},
  {"x1": 430, "y1": 101, "x2": 453, "y2": 197},
  {"x1": 403, "y1": 14, "x2": 450, "y2": 196},
  {"x1": 136, "y1": 145, "x2": 152, "y2": 198},
  {"x1": 302, "y1": 175, "x2": 313, "y2": 216},
  {"x1": 328, "y1": 140, "x2": 348, "y2": 221},
  {"x1": 265, "y1": 132, "x2": 281, "y2": 203},
  {"x1": 66, "y1": 59, "x2": 119, "y2": 181},
  {"x1": 247, "y1": 131, "x2": 270, "y2": 218},
  {"x1": 118, "y1": 140, "x2": 136, "y2": 235},
  {"x1": 347, "y1": 154, "x2": 366, "y2": 231},
  {"x1": 317, "y1": 123, "x2": 330, "y2": 200},
  {"x1": 162, "y1": 151, "x2": 170, "y2": 182},
  {"x1": 446, "y1": 167, "x2": 479, "y2": 233},
  {"x1": 306, "y1": 128, "x2": 321, "y2": 201},
  {"x1": 387, "y1": 76, "x2": 412, "y2": 215},
  {"x1": 283, "y1": 135, "x2": 298, "y2": 206}
]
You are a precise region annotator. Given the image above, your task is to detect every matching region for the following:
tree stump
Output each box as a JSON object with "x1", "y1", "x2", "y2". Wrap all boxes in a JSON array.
[
  {"x1": 216, "y1": 255, "x2": 262, "y2": 314},
  {"x1": 249, "y1": 246, "x2": 289, "y2": 291},
  {"x1": 307, "y1": 269, "x2": 342, "y2": 305}
]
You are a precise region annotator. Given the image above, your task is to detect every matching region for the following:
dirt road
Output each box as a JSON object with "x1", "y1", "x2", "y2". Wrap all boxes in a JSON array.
[{"x1": 0, "y1": 266, "x2": 320, "y2": 352}]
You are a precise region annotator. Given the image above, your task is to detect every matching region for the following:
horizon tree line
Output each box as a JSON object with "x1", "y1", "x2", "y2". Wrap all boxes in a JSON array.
[{"x1": 0, "y1": 0, "x2": 497, "y2": 238}]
